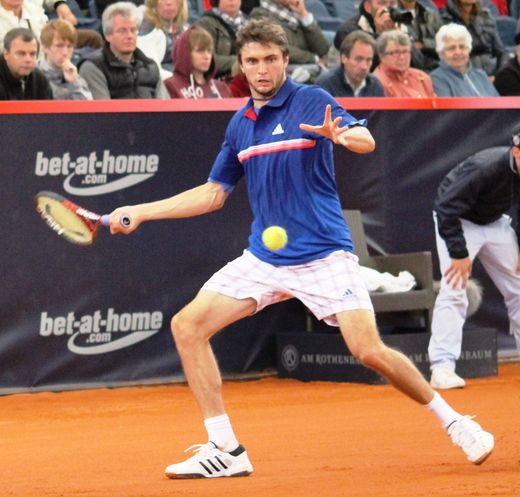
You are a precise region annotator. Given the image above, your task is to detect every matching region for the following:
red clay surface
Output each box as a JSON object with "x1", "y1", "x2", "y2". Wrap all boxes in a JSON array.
[{"x1": 2, "y1": 363, "x2": 519, "y2": 497}]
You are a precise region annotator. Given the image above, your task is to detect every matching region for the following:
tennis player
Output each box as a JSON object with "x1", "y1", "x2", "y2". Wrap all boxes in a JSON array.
[{"x1": 108, "y1": 19, "x2": 494, "y2": 478}]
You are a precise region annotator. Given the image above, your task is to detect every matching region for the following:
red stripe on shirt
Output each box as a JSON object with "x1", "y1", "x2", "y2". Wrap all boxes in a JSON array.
[{"x1": 238, "y1": 138, "x2": 316, "y2": 164}]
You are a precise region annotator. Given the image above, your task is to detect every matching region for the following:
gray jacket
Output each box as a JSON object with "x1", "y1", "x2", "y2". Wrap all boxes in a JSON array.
[
  {"x1": 431, "y1": 61, "x2": 499, "y2": 96},
  {"x1": 38, "y1": 59, "x2": 93, "y2": 100}
]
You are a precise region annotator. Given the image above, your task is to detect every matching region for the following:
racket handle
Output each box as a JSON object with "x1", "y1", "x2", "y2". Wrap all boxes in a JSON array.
[{"x1": 101, "y1": 214, "x2": 132, "y2": 228}]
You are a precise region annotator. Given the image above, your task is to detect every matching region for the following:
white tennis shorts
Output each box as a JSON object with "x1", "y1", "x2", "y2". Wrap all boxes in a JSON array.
[{"x1": 202, "y1": 249, "x2": 373, "y2": 326}]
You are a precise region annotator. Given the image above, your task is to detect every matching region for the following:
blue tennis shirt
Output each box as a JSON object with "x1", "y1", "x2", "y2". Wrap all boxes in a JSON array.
[{"x1": 208, "y1": 77, "x2": 368, "y2": 265}]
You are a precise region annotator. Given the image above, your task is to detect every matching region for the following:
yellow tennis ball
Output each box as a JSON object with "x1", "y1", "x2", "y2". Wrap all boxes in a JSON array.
[{"x1": 262, "y1": 226, "x2": 288, "y2": 251}]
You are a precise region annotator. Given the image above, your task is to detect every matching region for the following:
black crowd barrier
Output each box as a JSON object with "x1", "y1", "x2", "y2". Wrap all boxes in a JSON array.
[{"x1": 1, "y1": 97, "x2": 519, "y2": 394}]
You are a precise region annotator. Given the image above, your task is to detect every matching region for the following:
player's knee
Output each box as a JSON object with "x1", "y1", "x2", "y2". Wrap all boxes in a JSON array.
[
  {"x1": 170, "y1": 312, "x2": 197, "y2": 349},
  {"x1": 352, "y1": 342, "x2": 387, "y2": 371}
]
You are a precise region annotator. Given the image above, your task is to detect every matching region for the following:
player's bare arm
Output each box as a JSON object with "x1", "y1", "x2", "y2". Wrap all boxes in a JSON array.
[
  {"x1": 299, "y1": 104, "x2": 375, "y2": 154},
  {"x1": 109, "y1": 181, "x2": 230, "y2": 234},
  {"x1": 444, "y1": 257, "x2": 472, "y2": 289}
]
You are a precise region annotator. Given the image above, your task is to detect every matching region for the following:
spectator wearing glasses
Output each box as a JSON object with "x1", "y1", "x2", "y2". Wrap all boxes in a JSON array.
[
  {"x1": 38, "y1": 19, "x2": 93, "y2": 99},
  {"x1": 373, "y1": 29, "x2": 436, "y2": 97},
  {"x1": 79, "y1": 1, "x2": 169, "y2": 99},
  {"x1": 430, "y1": 23, "x2": 498, "y2": 96}
]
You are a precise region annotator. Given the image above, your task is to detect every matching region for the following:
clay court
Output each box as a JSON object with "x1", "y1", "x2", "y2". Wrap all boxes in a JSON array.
[{"x1": 2, "y1": 363, "x2": 519, "y2": 497}]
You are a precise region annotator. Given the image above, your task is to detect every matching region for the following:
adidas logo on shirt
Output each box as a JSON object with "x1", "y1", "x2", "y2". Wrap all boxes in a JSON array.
[{"x1": 272, "y1": 123, "x2": 284, "y2": 135}]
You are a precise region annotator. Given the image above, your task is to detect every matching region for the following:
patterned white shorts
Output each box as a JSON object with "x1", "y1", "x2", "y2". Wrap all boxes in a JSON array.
[{"x1": 202, "y1": 249, "x2": 373, "y2": 326}]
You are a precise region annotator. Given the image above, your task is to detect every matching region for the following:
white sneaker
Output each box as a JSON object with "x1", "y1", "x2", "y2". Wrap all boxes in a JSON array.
[
  {"x1": 448, "y1": 415, "x2": 494, "y2": 465},
  {"x1": 165, "y1": 442, "x2": 253, "y2": 479},
  {"x1": 430, "y1": 366, "x2": 466, "y2": 389}
]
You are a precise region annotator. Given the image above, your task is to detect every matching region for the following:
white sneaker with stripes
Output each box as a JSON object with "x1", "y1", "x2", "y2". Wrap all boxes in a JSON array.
[{"x1": 165, "y1": 442, "x2": 253, "y2": 479}]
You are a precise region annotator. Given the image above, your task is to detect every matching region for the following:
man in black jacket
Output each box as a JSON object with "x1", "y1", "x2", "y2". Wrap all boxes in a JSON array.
[
  {"x1": 429, "y1": 126, "x2": 520, "y2": 389},
  {"x1": 316, "y1": 30, "x2": 384, "y2": 97},
  {"x1": 79, "y1": 2, "x2": 168, "y2": 99},
  {"x1": 0, "y1": 28, "x2": 53, "y2": 100}
]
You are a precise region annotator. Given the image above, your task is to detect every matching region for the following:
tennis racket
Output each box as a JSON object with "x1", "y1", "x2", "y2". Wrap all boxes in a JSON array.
[{"x1": 34, "y1": 190, "x2": 131, "y2": 246}]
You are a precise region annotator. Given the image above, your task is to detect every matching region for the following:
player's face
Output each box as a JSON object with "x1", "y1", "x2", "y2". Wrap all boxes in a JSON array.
[
  {"x1": 239, "y1": 42, "x2": 288, "y2": 100},
  {"x1": 43, "y1": 35, "x2": 75, "y2": 69},
  {"x1": 441, "y1": 36, "x2": 470, "y2": 72},
  {"x1": 106, "y1": 15, "x2": 138, "y2": 57},
  {"x1": 3, "y1": 37, "x2": 37, "y2": 78},
  {"x1": 342, "y1": 41, "x2": 373, "y2": 86}
]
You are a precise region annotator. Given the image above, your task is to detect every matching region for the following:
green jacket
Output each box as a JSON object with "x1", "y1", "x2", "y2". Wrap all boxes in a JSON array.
[
  {"x1": 195, "y1": 11, "x2": 238, "y2": 79},
  {"x1": 249, "y1": 7, "x2": 329, "y2": 64}
]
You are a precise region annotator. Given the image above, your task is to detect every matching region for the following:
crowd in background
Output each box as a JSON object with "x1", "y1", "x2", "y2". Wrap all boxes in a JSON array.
[{"x1": 1, "y1": 0, "x2": 520, "y2": 99}]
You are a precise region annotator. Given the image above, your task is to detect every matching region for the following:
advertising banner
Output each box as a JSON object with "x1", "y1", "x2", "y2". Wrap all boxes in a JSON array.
[{"x1": 0, "y1": 101, "x2": 518, "y2": 392}]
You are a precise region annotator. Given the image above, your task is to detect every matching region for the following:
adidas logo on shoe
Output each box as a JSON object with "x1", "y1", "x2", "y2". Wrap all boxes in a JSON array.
[{"x1": 165, "y1": 442, "x2": 253, "y2": 479}]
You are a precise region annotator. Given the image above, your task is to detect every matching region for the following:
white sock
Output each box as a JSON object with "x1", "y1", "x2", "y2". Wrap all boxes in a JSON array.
[
  {"x1": 204, "y1": 414, "x2": 239, "y2": 452},
  {"x1": 425, "y1": 392, "x2": 463, "y2": 429}
]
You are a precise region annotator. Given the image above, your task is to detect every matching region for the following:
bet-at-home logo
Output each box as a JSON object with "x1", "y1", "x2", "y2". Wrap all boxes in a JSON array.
[
  {"x1": 39, "y1": 308, "x2": 163, "y2": 355},
  {"x1": 34, "y1": 150, "x2": 159, "y2": 196}
]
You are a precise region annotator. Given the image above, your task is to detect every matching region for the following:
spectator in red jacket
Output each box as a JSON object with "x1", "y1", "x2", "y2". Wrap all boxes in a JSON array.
[{"x1": 165, "y1": 25, "x2": 232, "y2": 98}]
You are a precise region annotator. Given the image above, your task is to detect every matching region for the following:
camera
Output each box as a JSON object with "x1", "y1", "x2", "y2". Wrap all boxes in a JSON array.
[{"x1": 382, "y1": 6, "x2": 414, "y2": 24}]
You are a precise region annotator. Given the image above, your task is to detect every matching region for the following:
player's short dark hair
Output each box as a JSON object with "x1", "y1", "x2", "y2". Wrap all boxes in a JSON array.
[
  {"x1": 512, "y1": 124, "x2": 520, "y2": 148},
  {"x1": 236, "y1": 19, "x2": 289, "y2": 62},
  {"x1": 3, "y1": 27, "x2": 38, "y2": 52},
  {"x1": 340, "y1": 30, "x2": 375, "y2": 57}
]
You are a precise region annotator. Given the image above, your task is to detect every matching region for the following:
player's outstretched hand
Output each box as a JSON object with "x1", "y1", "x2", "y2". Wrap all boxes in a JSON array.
[
  {"x1": 299, "y1": 105, "x2": 375, "y2": 154},
  {"x1": 299, "y1": 104, "x2": 343, "y2": 143}
]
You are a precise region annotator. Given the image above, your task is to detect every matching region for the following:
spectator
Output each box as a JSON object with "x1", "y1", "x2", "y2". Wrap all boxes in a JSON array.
[
  {"x1": 398, "y1": 0, "x2": 442, "y2": 71},
  {"x1": 0, "y1": 27, "x2": 53, "y2": 99},
  {"x1": 195, "y1": 0, "x2": 248, "y2": 80},
  {"x1": 316, "y1": 30, "x2": 384, "y2": 96},
  {"x1": 164, "y1": 25, "x2": 232, "y2": 97},
  {"x1": 494, "y1": 31, "x2": 520, "y2": 95},
  {"x1": 431, "y1": 23, "x2": 498, "y2": 96},
  {"x1": 250, "y1": 0, "x2": 329, "y2": 75},
  {"x1": 79, "y1": 1, "x2": 169, "y2": 98},
  {"x1": 38, "y1": 19, "x2": 93, "y2": 99},
  {"x1": 137, "y1": 0, "x2": 189, "y2": 79},
  {"x1": 440, "y1": 0, "x2": 510, "y2": 79},
  {"x1": 373, "y1": 29, "x2": 436, "y2": 97},
  {"x1": 333, "y1": 0, "x2": 425, "y2": 71},
  {"x1": 0, "y1": 0, "x2": 48, "y2": 51}
]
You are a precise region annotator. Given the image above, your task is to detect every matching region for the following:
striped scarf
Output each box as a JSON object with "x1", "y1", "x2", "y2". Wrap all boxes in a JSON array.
[
  {"x1": 211, "y1": 8, "x2": 248, "y2": 33},
  {"x1": 259, "y1": 0, "x2": 300, "y2": 30}
]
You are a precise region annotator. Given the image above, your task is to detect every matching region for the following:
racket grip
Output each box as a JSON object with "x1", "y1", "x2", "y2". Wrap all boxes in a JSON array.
[{"x1": 101, "y1": 214, "x2": 132, "y2": 227}]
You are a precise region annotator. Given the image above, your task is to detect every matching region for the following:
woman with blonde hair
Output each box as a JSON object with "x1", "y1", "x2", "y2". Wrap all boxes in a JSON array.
[{"x1": 138, "y1": 0, "x2": 190, "y2": 79}]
